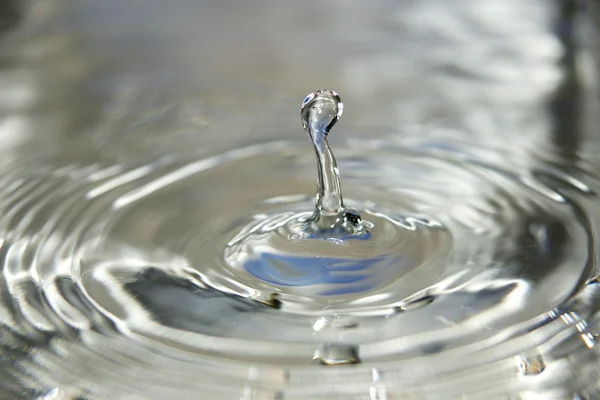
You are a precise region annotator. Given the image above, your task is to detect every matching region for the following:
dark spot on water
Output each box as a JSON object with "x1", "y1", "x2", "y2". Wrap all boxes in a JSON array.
[
  {"x1": 421, "y1": 342, "x2": 445, "y2": 354},
  {"x1": 256, "y1": 293, "x2": 282, "y2": 309},
  {"x1": 399, "y1": 295, "x2": 436, "y2": 311},
  {"x1": 344, "y1": 210, "x2": 362, "y2": 226}
]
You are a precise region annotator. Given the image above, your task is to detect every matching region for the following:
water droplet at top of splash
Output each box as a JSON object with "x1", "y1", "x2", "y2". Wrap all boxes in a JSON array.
[
  {"x1": 301, "y1": 90, "x2": 363, "y2": 235},
  {"x1": 301, "y1": 89, "x2": 344, "y2": 142}
]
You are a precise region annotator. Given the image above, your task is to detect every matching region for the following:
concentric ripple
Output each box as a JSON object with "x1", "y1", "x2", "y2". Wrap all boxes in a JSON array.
[
  {"x1": 0, "y1": 140, "x2": 598, "y2": 399},
  {"x1": 223, "y1": 205, "x2": 449, "y2": 312}
]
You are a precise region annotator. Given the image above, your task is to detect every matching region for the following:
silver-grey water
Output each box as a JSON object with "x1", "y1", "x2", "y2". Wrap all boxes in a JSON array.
[{"x1": 1, "y1": 1, "x2": 600, "y2": 399}]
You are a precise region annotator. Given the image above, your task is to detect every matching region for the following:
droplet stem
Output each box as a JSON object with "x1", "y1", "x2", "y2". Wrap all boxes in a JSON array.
[
  {"x1": 313, "y1": 138, "x2": 344, "y2": 216},
  {"x1": 300, "y1": 89, "x2": 363, "y2": 234}
]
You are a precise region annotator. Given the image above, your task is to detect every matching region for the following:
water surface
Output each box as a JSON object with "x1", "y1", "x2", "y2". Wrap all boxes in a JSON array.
[{"x1": 1, "y1": 1, "x2": 600, "y2": 399}]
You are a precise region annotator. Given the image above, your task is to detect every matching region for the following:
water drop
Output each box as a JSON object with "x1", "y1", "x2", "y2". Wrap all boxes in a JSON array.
[
  {"x1": 313, "y1": 344, "x2": 361, "y2": 365},
  {"x1": 516, "y1": 353, "x2": 546, "y2": 376},
  {"x1": 301, "y1": 89, "x2": 363, "y2": 235}
]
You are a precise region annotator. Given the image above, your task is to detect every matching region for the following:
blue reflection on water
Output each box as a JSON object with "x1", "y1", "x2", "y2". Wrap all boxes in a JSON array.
[{"x1": 245, "y1": 251, "x2": 414, "y2": 296}]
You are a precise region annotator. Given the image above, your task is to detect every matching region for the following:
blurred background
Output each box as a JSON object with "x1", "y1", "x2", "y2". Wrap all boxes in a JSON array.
[{"x1": 0, "y1": 0, "x2": 598, "y2": 169}]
